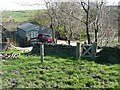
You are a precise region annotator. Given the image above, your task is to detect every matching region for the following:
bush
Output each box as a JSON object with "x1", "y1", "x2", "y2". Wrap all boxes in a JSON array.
[{"x1": 95, "y1": 47, "x2": 120, "y2": 64}]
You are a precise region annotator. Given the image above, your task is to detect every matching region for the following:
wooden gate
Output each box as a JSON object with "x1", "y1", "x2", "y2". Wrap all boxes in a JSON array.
[{"x1": 81, "y1": 42, "x2": 97, "y2": 59}]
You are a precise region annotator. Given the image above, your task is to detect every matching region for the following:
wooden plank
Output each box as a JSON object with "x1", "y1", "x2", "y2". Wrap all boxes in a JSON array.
[
  {"x1": 76, "y1": 42, "x2": 81, "y2": 59},
  {"x1": 40, "y1": 44, "x2": 44, "y2": 63},
  {"x1": 82, "y1": 46, "x2": 91, "y2": 56}
]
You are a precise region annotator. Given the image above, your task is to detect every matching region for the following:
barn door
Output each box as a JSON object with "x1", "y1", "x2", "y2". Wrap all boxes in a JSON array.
[{"x1": 30, "y1": 30, "x2": 38, "y2": 38}]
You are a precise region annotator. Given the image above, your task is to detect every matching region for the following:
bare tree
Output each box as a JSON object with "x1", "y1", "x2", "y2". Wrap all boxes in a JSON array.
[
  {"x1": 43, "y1": 1, "x2": 82, "y2": 44},
  {"x1": 98, "y1": 4, "x2": 118, "y2": 47},
  {"x1": 81, "y1": 0, "x2": 91, "y2": 44},
  {"x1": 58, "y1": 2, "x2": 83, "y2": 44},
  {"x1": 31, "y1": 0, "x2": 118, "y2": 47},
  {"x1": 81, "y1": 0, "x2": 105, "y2": 45},
  {"x1": 118, "y1": 2, "x2": 120, "y2": 43}
]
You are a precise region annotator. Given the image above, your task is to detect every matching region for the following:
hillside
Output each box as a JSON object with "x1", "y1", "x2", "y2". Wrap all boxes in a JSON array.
[{"x1": 2, "y1": 10, "x2": 39, "y2": 22}]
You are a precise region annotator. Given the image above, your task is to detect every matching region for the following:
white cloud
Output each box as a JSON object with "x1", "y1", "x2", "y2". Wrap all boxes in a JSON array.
[
  {"x1": 106, "y1": 0, "x2": 119, "y2": 5},
  {"x1": 0, "y1": 0, "x2": 119, "y2": 11},
  {"x1": 0, "y1": 0, "x2": 46, "y2": 11}
]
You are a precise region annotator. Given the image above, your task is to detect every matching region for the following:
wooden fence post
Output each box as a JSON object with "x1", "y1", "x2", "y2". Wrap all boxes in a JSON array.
[
  {"x1": 91, "y1": 42, "x2": 97, "y2": 59},
  {"x1": 40, "y1": 44, "x2": 44, "y2": 63},
  {"x1": 76, "y1": 42, "x2": 81, "y2": 59}
]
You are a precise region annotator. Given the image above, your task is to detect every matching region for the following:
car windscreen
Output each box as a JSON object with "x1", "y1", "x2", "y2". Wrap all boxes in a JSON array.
[{"x1": 44, "y1": 35, "x2": 52, "y2": 38}]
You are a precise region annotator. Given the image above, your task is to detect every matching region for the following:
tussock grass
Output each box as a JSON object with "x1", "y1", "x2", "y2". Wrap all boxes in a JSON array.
[{"x1": 1, "y1": 49, "x2": 119, "y2": 88}]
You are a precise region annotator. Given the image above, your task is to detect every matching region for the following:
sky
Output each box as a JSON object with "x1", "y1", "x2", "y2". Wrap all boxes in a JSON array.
[{"x1": 0, "y1": 0, "x2": 119, "y2": 11}]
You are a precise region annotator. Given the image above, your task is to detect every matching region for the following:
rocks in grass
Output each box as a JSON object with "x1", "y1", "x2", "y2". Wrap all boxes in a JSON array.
[
  {"x1": 45, "y1": 67, "x2": 50, "y2": 70},
  {"x1": 39, "y1": 70, "x2": 44, "y2": 74},
  {"x1": 0, "y1": 71, "x2": 4, "y2": 75},
  {"x1": 11, "y1": 53, "x2": 20, "y2": 59},
  {"x1": 1, "y1": 53, "x2": 20, "y2": 60},
  {"x1": 92, "y1": 75, "x2": 102, "y2": 80},
  {"x1": 7, "y1": 79, "x2": 18, "y2": 88}
]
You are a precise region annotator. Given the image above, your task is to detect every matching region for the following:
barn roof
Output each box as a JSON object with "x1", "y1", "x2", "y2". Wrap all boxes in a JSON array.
[
  {"x1": 17, "y1": 22, "x2": 52, "y2": 35},
  {"x1": 17, "y1": 22, "x2": 39, "y2": 32}
]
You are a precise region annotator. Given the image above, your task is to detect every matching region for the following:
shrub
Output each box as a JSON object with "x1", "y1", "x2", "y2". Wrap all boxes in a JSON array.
[{"x1": 96, "y1": 47, "x2": 120, "y2": 64}]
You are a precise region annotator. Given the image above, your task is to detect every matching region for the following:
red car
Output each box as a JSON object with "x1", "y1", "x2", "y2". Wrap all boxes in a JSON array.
[{"x1": 37, "y1": 33, "x2": 54, "y2": 43}]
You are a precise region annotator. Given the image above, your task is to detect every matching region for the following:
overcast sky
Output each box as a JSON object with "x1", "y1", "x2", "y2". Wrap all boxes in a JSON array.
[{"x1": 0, "y1": 0, "x2": 119, "y2": 11}]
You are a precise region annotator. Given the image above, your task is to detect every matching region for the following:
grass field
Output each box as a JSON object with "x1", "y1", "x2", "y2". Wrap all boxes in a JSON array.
[
  {"x1": 1, "y1": 49, "x2": 119, "y2": 88},
  {"x1": 2, "y1": 10, "x2": 38, "y2": 22}
]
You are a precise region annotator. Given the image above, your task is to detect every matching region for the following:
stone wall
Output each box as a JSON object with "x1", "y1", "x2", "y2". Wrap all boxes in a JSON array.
[{"x1": 31, "y1": 44, "x2": 77, "y2": 57}]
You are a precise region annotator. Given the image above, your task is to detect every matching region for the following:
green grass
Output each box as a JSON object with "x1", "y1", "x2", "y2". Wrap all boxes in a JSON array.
[
  {"x1": 2, "y1": 10, "x2": 38, "y2": 22},
  {"x1": 1, "y1": 49, "x2": 119, "y2": 88}
]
